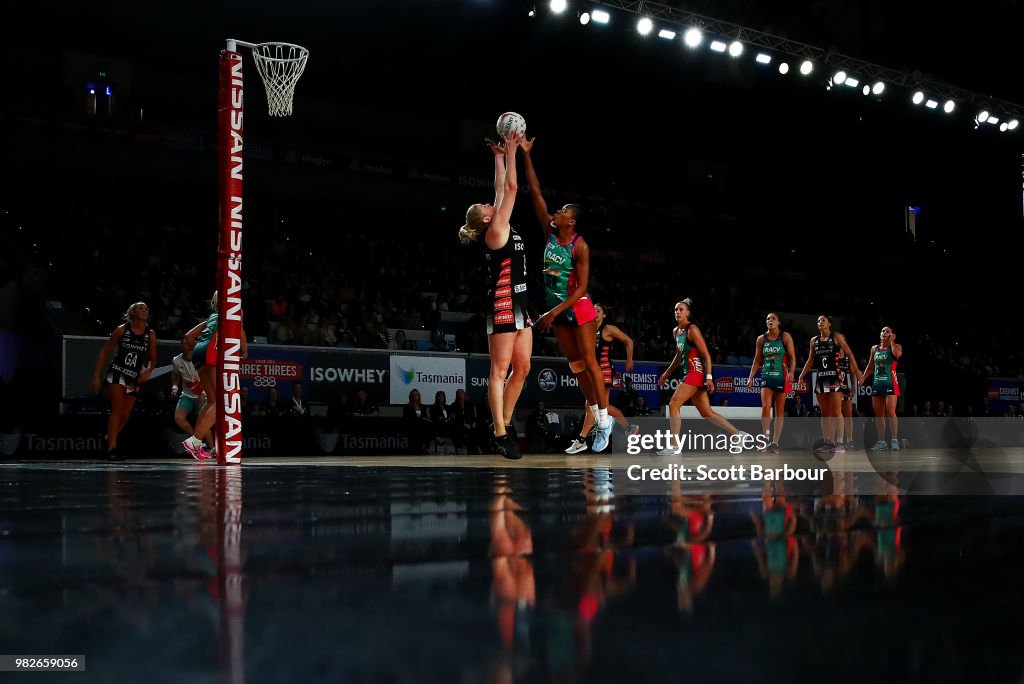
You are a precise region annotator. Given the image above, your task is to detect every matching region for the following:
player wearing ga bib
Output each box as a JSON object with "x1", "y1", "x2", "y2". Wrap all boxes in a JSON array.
[
  {"x1": 871, "y1": 345, "x2": 900, "y2": 397},
  {"x1": 542, "y1": 233, "x2": 597, "y2": 327}
]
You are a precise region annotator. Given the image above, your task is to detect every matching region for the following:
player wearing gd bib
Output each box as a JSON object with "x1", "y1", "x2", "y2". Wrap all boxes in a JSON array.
[
  {"x1": 861, "y1": 326, "x2": 903, "y2": 451},
  {"x1": 798, "y1": 315, "x2": 862, "y2": 455},
  {"x1": 522, "y1": 136, "x2": 613, "y2": 453},
  {"x1": 746, "y1": 313, "x2": 796, "y2": 454}
]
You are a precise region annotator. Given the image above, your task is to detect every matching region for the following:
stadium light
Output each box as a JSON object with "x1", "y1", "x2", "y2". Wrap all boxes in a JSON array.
[
  {"x1": 872, "y1": 81, "x2": 885, "y2": 95},
  {"x1": 912, "y1": 91, "x2": 925, "y2": 105},
  {"x1": 549, "y1": 0, "x2": 567, "y2": 13},
  {"x1": 943, "y1": 100, "x2": 955, "y2": 113},
  {"x1": 637, "y1": 17, "x2": 653, "y2": 35},
  {"x1": 755, "y1": 53, "x2": 771, "y2": 64},
  {"x1": 977, "y1": 110, "x2": 990, "y2": 122},
  {"x1": 845, "y1": 77, "x2": 860, "y2": 88},
  {"x1": 683, "y1": 27, "x2": 702, "y2": 47},
  {"x1": 728, "y1": 40, "x2": 743, "y2": 57},
  {"x1": 862, "y1": 84, "x2": 870, "y2": 95},
  {"x1": 800, "y1": 60, "x2": 813, "y2": 75},
  {"x1": 925, "y1": 99, "x2": 938, "y2": 109},
  {"x1": 591, "y1": 8, "x2": 610, "y2": 23},
  {"x1": 658, "y1": 28, "x2": 676, "y2": 39},
  {"x1": 579, "y1": 11, "x2": 590, "y2": 24},
  {"x1": 709, "y1": 40, "x2": 727, "y2": 53},
  {"x1": 988, "y1": 116, "x2": 1000, "y2": 124},
  {"x1": 1000, "y1": 122, "x2": 1009, "y2": 132},
  {"x1": 778, "y1": 62, "x2": 790, "y2": 74},
  {"x1": 833, "y1": 71, "x2": 847, "y2": 85},
  {"x1": 1009, "y1": 119, "x2": 1019, "y2": 130}
]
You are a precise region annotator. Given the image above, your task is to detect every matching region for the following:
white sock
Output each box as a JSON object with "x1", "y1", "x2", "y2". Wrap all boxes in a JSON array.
[
  {"x1": 186, "y1": 436, "x2": 203, "y2": 448},
  {"x1": 598, "y1": 407, "x2": 609, "y2": 428},
  {"x1": 589, "y1": 404, "x2": 600, "y2": 422}
]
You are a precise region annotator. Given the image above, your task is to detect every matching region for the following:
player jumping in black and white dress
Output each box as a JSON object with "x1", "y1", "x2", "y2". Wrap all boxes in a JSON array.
[{"x1": 459, "y1": 133, "x2": 531, "y2": 460}]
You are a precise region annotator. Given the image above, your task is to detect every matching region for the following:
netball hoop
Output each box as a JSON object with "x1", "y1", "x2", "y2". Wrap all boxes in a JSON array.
[{"x1": 215, "y1": 38, "x2": 308, "y2": 465}]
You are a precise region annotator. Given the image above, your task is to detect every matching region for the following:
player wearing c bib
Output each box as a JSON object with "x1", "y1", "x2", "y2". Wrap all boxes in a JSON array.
[
  {"x1": 656, "y1": 299, "x2": 749, "y2": 455},
  {"x1": 798, "y1": 315, "x2": 862, "y2": 454},
  {"x1": 861, "y1": 326, "x2": 903, "y2": 452},
  {"x1": 522, "y1": 137, "x2": 612, "y2": 452},
  {"x1": 746, "y1": 313, "x2": 796, "y2": 453}
]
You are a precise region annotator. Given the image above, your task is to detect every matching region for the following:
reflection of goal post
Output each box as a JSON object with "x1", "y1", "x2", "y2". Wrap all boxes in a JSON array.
[{"x1": 216, "y1": 39, "x2": 308, "y2": 465}]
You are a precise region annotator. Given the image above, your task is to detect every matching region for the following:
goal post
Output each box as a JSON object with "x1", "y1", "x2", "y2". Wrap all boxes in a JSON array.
[{"x1": 215, "y1": 39, "x2": 307, "y2": 465}]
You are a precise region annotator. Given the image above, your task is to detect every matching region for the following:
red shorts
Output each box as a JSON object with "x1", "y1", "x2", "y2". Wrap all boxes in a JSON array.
[
  {"x1": 553, "y1": 296, "x2": 597, "y2": 327},
  {"x1": 683, "y1": 369, "x2": 707, "y2": 388}
]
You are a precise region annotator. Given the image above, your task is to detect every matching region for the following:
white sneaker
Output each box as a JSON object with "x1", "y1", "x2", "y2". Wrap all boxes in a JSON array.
[
  {"x1": 656, "y1": 447, "x2": 679, "y2": 456},
  {"x1": 890, "y1": 439, "x2": 901, "y2": 451},
  {"x1": 564, "y1": 438, "x2": 588, "y2": 455},
  {"x1": 591, "y1": 421, "x2": 613, "y2": 453}
]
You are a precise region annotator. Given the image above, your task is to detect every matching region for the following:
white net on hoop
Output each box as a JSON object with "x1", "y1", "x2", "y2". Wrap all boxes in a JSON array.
[{"x1": 251, "y1": 42, "x2": 308, "y2": 116}]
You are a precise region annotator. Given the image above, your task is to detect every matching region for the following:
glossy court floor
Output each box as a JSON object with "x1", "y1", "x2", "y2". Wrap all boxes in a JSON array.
[{"x1": 2, "y1": 452, "x2": 1024, "y2": 683}]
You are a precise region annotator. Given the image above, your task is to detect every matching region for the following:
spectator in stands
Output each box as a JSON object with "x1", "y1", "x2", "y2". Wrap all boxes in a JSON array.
[
  {"x1": 527, "y1": 402, "x2": 557, "y2": 454},
  {"x1": 617, "y1": 376, "x2": 639, "y2": 417},
  {"x1": 936, "y1": 400, "x2": 948, "y2": 417},
  {"x1": 261, "y1": 387, "x2": 283, "y2": 418},
  {"x1": 450, "y1": 389, "x2": 479, "y2": 454},
  {"x1": 327, "y1": 391, "x2": 349, "y2": 421},
  {"x1": 634, "y1": 395, "x2": 651, "y2": 417},
  {"x1": 403, "y1": 389, "x2": 431, "y2": 453},
  {"x1": 351, "y1": 387, "x2": 379, "y2": 417},
  {"x1": 240, "y1": 386, "x2": 252, "y2": 418},
  {"x1": 288, "y1": 383, "x2": 310, "y2": 418},
  {"x1": 430, "y1": 391, "x2": 453, "y2": 439},
  {"x1": 922, "y1": 400, "x2": 934, "y2": 417}
]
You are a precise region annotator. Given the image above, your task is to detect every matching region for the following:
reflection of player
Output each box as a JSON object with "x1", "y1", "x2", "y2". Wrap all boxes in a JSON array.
[
  {"x1": 801, "y1": 473, "x2": 877, "y2": 594},
  {"x1": 667, "y1": 482, "x2": 716, "y2": 612},
  {"x1": 171, "y1": 349, "x2": 208, "y2": 452},
  {"x1": 489, "y1": 476, "x2": 535, "y2": 657},
  {"x1": 750, "y1": 482, "x2": 800, "y2": 598}
]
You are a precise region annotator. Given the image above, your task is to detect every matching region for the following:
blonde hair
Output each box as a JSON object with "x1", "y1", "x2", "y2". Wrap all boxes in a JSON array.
[
  {"x1": 458, "y1": 204, "x2": 488, "y2": 244},
  {"x1": 210, "y1": 291, "x2": 218, "y2": 311},
  {"x1": 122, "y1": 301, "x2": 148, "y2": 322}
]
